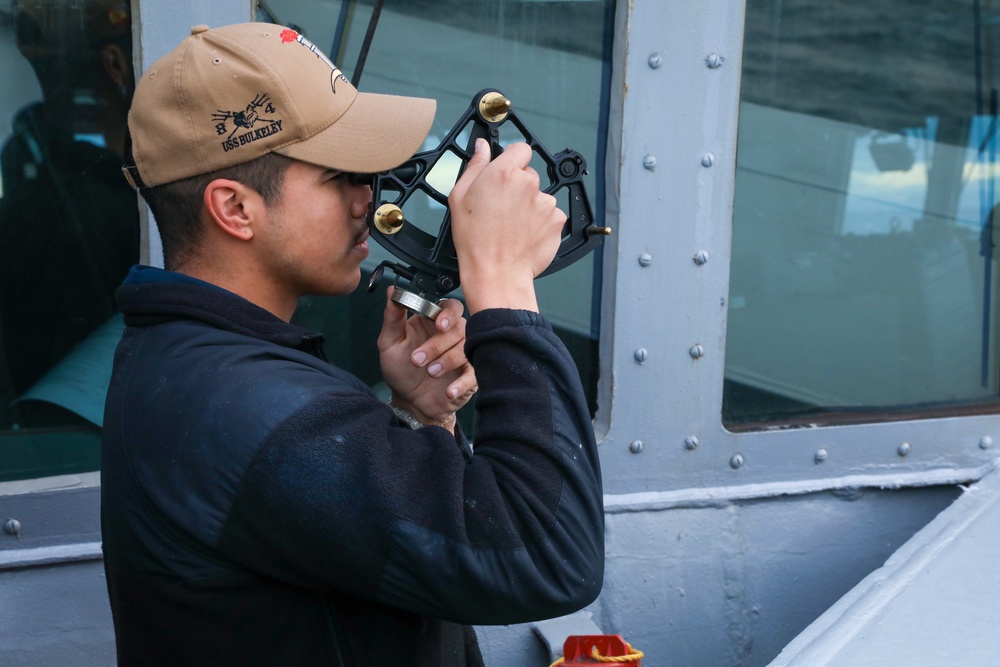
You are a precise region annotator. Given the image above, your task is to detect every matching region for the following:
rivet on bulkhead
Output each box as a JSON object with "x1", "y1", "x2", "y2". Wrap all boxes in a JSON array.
[
  {"x1": 4, "y1": 518, "x2": 22, "y2": 537},
  {"x1": 648, "y1": 53, "x2": 663, "y2": 69},
  {"x1": 701, "y1": 153, "x2": 715, "y2": 168},
  {"x1": 643, "y1": 155, "x2": 657, "y2": 171},
  {"x1": 634, "y1": 348, "x2": 648, "y2": 364},
  {"x1": 689, "y1": 344, "x2": 705, "y2": 359},
  {"x1": 730, "y1": 454, "x2": 745, "y2": 469},
  {"x1": 814, "y1": 448, "x2": 829, "y2": 464},
  {"x1": 706, "y1": 53, "x2": 724, "y2": 69},
  {"x1": 684, "y1": 436, "x2": 699, "y2": 451},
  {"x1": 693, "y1": 250, "x2": 710, "y2": 266},
  {"x1": 639, "y1": 253, "x2": 653, "y2": 267},
  {"x1": 980, "y1": 436, "x2": 993, "y2": 450},
  {"x1": 630, "y1": 440, "x2": 645, "y2": 454},
  {"x1": 897, "y1": 442, "x2": 912, "y2": 457}
]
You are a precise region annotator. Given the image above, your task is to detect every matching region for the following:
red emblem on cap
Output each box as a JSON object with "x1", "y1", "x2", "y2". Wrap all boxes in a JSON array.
[{"x1": 279, "y1": 29, "x2": 349, "y2": 94}]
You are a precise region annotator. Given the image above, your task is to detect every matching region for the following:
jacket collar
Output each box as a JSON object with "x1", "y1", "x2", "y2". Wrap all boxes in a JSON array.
[{"x1": 116, "y1": 265, "x2": 326, "y2": 356}]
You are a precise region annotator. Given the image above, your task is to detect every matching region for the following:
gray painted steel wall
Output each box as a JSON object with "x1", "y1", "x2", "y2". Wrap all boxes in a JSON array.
[
  {"x1": 1, "y1": 1, "x2": 995, "y2": 666},
  {"x1": 479, "y1": 486, "x2": 960, "y2": 667},
  {"x1": 770, "y1": 464, "x2": 1000, "y2": 667},
  {"x1": 0, "y1": 477, "x2": 107, "y2": 666}
]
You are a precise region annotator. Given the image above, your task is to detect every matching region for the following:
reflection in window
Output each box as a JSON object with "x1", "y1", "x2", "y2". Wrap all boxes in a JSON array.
[
  {"x1": 725, "y1": 1, "x2": 1000, "y2": 427},
  {"x1": 0, "y1": 2, "x2": 138, "y2": 480},
  {"x1": 258, "y1": 0, "x2": 616, "y2": 418}
]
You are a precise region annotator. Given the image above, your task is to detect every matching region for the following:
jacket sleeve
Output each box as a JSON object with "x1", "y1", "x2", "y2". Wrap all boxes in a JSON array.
[{"x1": 215, "y1": 309, "x2": 604, "y2": 625}]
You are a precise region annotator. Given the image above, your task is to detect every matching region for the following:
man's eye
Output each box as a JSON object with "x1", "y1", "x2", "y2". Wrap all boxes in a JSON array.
[
  {"x1": 325, "y1": 172, "x2": 370, "y2": 186},
  {"x1": 346, "y1": 173, "x2": 373, "y2": 186}
]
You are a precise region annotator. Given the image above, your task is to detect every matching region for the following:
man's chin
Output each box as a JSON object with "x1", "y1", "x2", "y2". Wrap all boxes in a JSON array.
[{"x1": 318, "y1": 272, "x2": 363, "y2": 298}]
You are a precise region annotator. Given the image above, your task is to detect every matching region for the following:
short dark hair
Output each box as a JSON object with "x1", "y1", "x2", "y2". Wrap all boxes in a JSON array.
[{"x1": 140, "y1": 152, "x2": 295, "y2": 269}]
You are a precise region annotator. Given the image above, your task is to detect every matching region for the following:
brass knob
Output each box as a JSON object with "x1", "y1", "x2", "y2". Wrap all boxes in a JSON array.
[
  {"x1": 478, "y1": 92, "x2": 511, "y2": 123},
  {"x1": 589, "y1": 226, "x2": 613, "y2": 236},
  {"x1": 374, "y1": 204, "x2": 404, "y2": 235}
]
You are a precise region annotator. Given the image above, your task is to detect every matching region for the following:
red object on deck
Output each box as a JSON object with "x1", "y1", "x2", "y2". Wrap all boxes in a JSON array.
[{"x1": 561, "y1": 634, "x2": 643, "y2": 666}]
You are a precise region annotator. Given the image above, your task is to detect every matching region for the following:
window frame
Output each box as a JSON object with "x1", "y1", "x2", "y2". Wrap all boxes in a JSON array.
[{"x1": 595, "y1": 0, "x2": 999, "y2": 496}]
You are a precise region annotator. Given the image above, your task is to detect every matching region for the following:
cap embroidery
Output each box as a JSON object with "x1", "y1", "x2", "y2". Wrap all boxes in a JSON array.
[
  {"x1": 212, "y1": 93, "x2": 285, "y2": 153},
  {"x1": 279, "y1": 28, "x2": 349, "y2": 93}
]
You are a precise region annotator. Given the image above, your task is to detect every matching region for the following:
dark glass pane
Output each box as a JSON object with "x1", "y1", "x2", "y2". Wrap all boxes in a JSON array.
[
  {"x1": 0, "y1": 1, "x2": 138, "y2": 479},
  {"x1": 726, "y1": 1, "x2": 1000, "y2": 427}
]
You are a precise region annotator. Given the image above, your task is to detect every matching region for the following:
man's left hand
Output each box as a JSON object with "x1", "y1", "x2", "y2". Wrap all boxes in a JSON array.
[{"x1": 378, "y1": 287, "x2": 477, "y2": 432}]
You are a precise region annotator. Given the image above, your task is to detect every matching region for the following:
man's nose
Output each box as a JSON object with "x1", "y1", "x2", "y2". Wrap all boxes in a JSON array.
[{"x1": 350, "y1": 184, "x2": 373, "y2": 218}]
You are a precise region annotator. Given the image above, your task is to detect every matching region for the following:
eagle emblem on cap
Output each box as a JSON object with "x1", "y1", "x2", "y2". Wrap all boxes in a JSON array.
[
  {"x1": 213, "y1": 93, "x2": 276, "y2": 139},
  {"x1": 279, "y1": 28, "x2": 350, "y2": 93},
  {"x1": 213, "y1": 93, "x2": 285, "y2": 153}
]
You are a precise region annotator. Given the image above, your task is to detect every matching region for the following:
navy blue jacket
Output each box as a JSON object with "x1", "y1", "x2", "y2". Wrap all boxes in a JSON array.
[{"x1": 101, "y1": 265, "x2": 604, "y2": 666}]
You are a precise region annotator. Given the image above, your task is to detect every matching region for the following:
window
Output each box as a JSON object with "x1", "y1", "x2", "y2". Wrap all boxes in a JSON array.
[
  {"x1": 725, "y1": 1, "x2": 1000, "y2": 428},
  {"x1": 258, "y1": 0, "x2": 616, "y2": 421},
  {"x1": 0, "y1": 1, "x2": 139, "y2": 481}
]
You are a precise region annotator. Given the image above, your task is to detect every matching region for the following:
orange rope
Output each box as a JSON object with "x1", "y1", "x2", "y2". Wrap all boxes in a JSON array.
[{"x1": 591, "y1": 642, "x2": 644, "y2": 664}]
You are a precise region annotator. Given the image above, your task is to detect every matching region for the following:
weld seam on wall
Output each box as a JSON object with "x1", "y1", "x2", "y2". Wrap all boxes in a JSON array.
[
  {"x1": 0, "y1": 541, "x2": 103, "y2": 571},
  {"x1": 603, "y1": 460, "x2": 999, "y2": 513}
]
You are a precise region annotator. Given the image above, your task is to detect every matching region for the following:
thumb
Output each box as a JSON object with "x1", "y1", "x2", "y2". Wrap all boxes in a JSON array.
[
  {"x1": 451, "y1": 138, "x2": 491, "y2": 201},
  {"x1": 377, "y1": 286, "x2": 409, "y2": 350}
]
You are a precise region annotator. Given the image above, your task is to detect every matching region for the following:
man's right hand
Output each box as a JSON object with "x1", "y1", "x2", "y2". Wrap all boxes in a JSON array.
[{"x1": 448, "y1": 138, "x2": 568, "y2": 314}]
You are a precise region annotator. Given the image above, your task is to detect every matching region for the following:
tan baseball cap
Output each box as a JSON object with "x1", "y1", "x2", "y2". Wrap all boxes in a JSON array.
[{"x1": 124, "y1": 22, "x2": 436, "y2": 189}]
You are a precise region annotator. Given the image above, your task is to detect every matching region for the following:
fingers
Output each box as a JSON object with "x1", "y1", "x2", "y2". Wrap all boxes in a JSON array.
[
  {"x1": 409, "y1": 299, "x2": 467, "y2": 376},
  {"x1": 452, "y1": 140, "x2": 536, "y2": 202},
  {"x1": 496, "y1": 142, "x2": 534, "y2": 172},
  {"x1": 423, "y1": 341, "x2": 468, "y2": 381},
  {"x1": 432, "y1": 298, "x2": 465, "y2": 334},
  {"x1": 446, "y1": 364, "x2": 478, "y2": 402},
  {"x1": 450, "y1": 137, "x2": 492, "y2": 202}
]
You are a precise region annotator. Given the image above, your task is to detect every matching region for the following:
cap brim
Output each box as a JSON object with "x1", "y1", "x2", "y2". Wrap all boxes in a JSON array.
[{"x1": 276, "y1": 92, "x2": 436, "y2": 174}]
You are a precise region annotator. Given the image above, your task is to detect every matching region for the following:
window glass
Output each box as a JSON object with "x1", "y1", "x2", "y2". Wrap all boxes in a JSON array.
[
  {"x1": 726, "y1": 2, "x2": 1000, "y2": 427},
  {"x1": 258, "y1": 0, "x2": 615, "y2": 421},
  {"x1": 0, "y1": 1, "x2": 138, "y2": 481}
]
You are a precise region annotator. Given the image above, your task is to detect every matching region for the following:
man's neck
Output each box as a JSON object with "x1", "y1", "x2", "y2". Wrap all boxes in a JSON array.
[{"x1": 173, "y1": 259, "x2": 298, "y2": 322}]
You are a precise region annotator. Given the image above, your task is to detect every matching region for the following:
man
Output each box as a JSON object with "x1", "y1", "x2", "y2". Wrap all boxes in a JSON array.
[{"x1": 101, "y1": 22, "x2": 604, "y2": 666}]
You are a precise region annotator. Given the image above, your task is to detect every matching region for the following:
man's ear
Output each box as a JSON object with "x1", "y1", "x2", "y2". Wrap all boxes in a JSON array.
[{"x1": 203, "y1": 179, "x2": 261, "y2": 241}]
